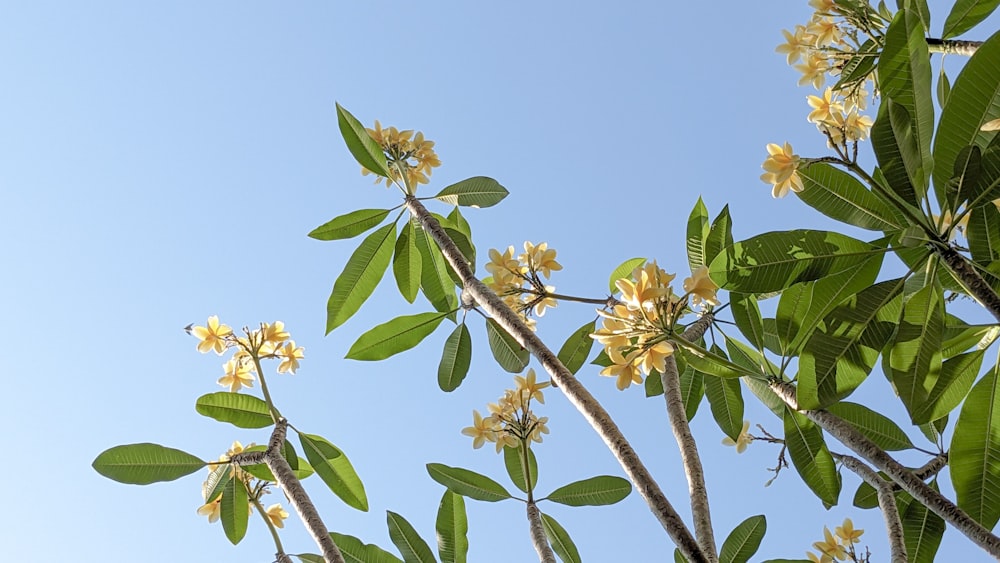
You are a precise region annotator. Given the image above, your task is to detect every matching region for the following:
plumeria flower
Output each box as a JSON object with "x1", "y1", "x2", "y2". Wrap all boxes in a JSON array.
[
  {"x1": 842, "y1": 109, "x2": 873, "y2": 141},
  {"x1": 933, "y1": 210, "x2": 970, "y2": 241},
  {"x1": 806, "y1": 551, "x2": 834, "y2": 563},
  {"x1": 760, "y1": 142, "x2": 804, "y2": 198},
  {"x1": 362, "y1": 121, "x2": 441, "y2": 191},
  {"x1": 776, "y1": 25, "x2": 815, "y2": 64},
  {"x1": 265, "y1": 504, "x2": 290, "y2": 528},
  {"x1": 533, "y1": 287, "x2": 559, "y2": 316},
  {"x1": 514, "y1": 369, "x2": 551, "y2": 404},
  {"x1": 835, "y1": 518, "x2": 863, "y2": 544},
  {"x1": 192, "y1": 315, "x2": 232, "y2": 355},
  {"x1": 812, "y1": 527, "x2": 847, "y2": 560},
  {"x1": 806, "y1": 16, "x2": 843, "y2": 47},
  {"x1": 276, "y1": 341, "x2": 305, "y2": 374},
  {"x1": 461, "y1": 410, "x2": 497, "y2": 449},
  {"x1": 795, "y1": 53, "x2": 828, "y2": 89},
  {"x1": 600, "y1": 361, "x2": 644, "y2": 391},
  {"x1": 528, "y1": 415, "x2": 549, "y2": 443},
  {"x1": 219, "y1": 358, "x2": 256, "y2": 393},
  {"x1": 197, "y1": 498, "x2": 222, "y2": 523},
  {"x1": 807, "y1": 88, "x2": 843, "y2": 124},
  {"x1": 262, "y1": 321, "x2": 290, "y2": 346},
  {"x1": 520, "y1": 241, "x2": 563, "y2": 279},
  {"x1": 722, "y1": 420, "x2": 752, "y2": 453},
  {"x1": 683, "y1": 265, "x2": 721, "y2": 307}
]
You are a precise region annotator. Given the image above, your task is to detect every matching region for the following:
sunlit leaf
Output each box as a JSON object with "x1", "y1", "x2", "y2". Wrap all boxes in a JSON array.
[
  {"x1": 541, "y1": 512, "x2": 581, "y2": 563},
  {"x1": 310, "y1": 209, "x2": 391, "y2": 241},
  {"x1": 434, "y1": 176, "x2": 508, "y2": 208},
  {"x1": 608, "y1": 258, "x2": 646, "y2": 293},
  {"x1": 386, "y1": 511, "x2": 436, "y2": 563},
  {"x1": 425, "y1": 463, "x2": 512, "y2": 502},
  {"x1": 346, "y1": 312, "x2": 448, "y2": 361},
  {"x1": 886, "y1": 282, "x2": 945, "y2": 422},
  {"x1": 902, "y1": 480, "x2": 946, "y2": 562},
  {"x1": 435, "y1": 490, "x2": 468, "y2": 563},
  {"x1": 705, "y1": 352, "x2": 744, "y2": 441},
  {"x1": 798, "y1": 163, "x2": 905, "y2": 231},
  {"x1": 486, "y1": 319, "x2": 529, "y2": 373},
  {"x1": 784, "y1": 408, "x2": 840, "y2": 506},
  {"x1": 92, "y1": 443, "x2": 205, "y2": 485},
  {"x1": 394, "y1": 220, "x2": 422, "y2": 303},
  {"x1": 543, "y1": 475, "x2": 631, "y2": 506},
  {"x1": 221, "y1": 474, "x2": 249, "y2": 544},
  {"x1": 336, "y1": 103, "x2": 391, "y2": 178},
  {"x1": 503, "y1": 445, "x2": 538, "y2": 494},
  {"x1": 327, "y1": 532, "x2": 402, "y2": 563},
  {"x1": 299, "y1": 433, "x2": 368, "y2": 511},
  {"x1": 951, "y1": 363, "x2": 1000, "y2": 528},
  {"x1": 327, "y1": 223, "x2": 396, "y2": 333},
  {"x1": 686, "y1": 197, "x2": 710, "y2": 273},
  {"x1": 557, "y1": 320, "x2": 597, "y2": 375},
  {"x1": 438, "y1": 322, "x2": 472, "y2": 392},
  {"x1": 943, "y1": 0, "x2": 1000, "y2": 39},
  {"x1": 827, "y1": 402, "x2": 914, "y2": 451},
  {"x1": 195, "y1": 392, "x2": 273, "y2": 429},
  {"x1": 719, "y1": 515, "x2": 766, "y2": 563}
]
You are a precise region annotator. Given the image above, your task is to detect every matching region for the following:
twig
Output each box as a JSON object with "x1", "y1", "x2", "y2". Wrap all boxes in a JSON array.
[
  {"x1": 925, "y1": 38, "x2": 982, "y2": 56},
  {"x1": 836, "y1": 454, "x2": 907, "y2": 563}
]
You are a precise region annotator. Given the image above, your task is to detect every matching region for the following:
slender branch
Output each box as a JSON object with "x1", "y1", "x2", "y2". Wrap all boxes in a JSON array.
[
  {"x1": 836, "y1": 454, "x2": 907, "y2": 563},
  {"x1": 769, "y1": 380, "x2": 1000, "y2": 556},
  {"x1": 249, "y1": 490, "x2": 287, "y2": 557},
  {"x1": 233, "y1": 420, "x2": 345, "y2": 563},
  {"x1": 520, "y1": 288, "x2": 618, "y2": 307},
  {"x1": 404, "y1": 196, "x2": 708, "y2": 563},
  {"x1": 926, "y1": 38, "x2": 982, "y2": 56},
  {"x1": 934, "y1": 244, "x2": 1000, "y2": 323},
  {"x1": 276, "y1": 555, "x2": 294, "y2": 563},
  {"x1": 526, "y1": 502, "x2": 557, "y2": 563}
]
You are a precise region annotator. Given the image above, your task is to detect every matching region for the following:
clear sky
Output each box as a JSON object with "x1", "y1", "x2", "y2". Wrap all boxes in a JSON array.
[{"x1": 2, "y1": 1, "x2": 998, "y2": 561}]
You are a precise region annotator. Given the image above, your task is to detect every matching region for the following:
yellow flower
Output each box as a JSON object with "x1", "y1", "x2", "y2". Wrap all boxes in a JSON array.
[
  {"x1": 265, "y1": 504, "x2": 290, "y2": 528},
  {"x1": 485, "y1": 246, "x2": 522, "y2": 281},
  {"x1": 776, "y1": 25, "x2": 814, "y2": 65},
  {"x1": 806, "y1": 16, "x2": 842, "y2": 47},
  {"x1": 807, "y1": 551, "x2": 834, "y2": 563},
  {"x1": 722, "y1": 420, "x2": 752, "y2": 453},
  {"x1": 197, "y1": 498, "x2": 222, "y2": 523},
  {"x1": 807, "y1": 88, "x2": 843, "y2": 125},
  {"x1": 683, "y1": 265, "x2": 721, "y2": 307},
  {"x1": 276, "y1": 341, "x2": 305, "y2": 374},
  {"x1": 795, "y1": 53, "x2": 828, "y2": 89},
  {"x1": 630, "y1": 340, "x2": 674, "y2": 376},
  {"x1": 616, "y1": 262, "x2": 674, "y2": 312},
  {"x1": 218, "y1": 358, "x2": 256, "y2": 393},
  {"x1": 835, "y1": 518, "x2": 863, "y2": 544},
  {"x1": 192, "y1": 316, "x2": 232, "y2": 355},
  {"x1": 600, "y1": 361, "x2": 643, "y2": 391},
  {"x1": 520, "y1": 241, "x2": 563, "y2": 279},
  {"x1": 514, "y1": 368, "x2": 551, "y2": 404},
  {"x1": 262, "y1": 321, "x2": 290, "y2": 346},
  {"x1": 528, "y1": 415, "x2": 549, "y2": 443},
  {"x1": 461, "y1": 410, "x2": 497, "y2": 449},
  {"x1": 494, "y1": 429, "x2": 518, "y2": 453},
  {"x1": 812, "y1": 527, "x2": 847, "y2": 560},
  {"x1": 809, "y1": 0, "x2": 837, "y2": 13},
  {"x1": 933, "y1": 210, "x2": 970, "y2": 241},
  {"x1": 363, "y1": 121, "x2": 441, "y2": 192},
  {"x1": 760, "y1": 142, "x2": 804, "y2": 198},
  {"x1": 533, "y1": 286, "x2": 558, "y2": 317},
  {"x1": 842, "y1": 109, "x2": 873, "y2": 141}
]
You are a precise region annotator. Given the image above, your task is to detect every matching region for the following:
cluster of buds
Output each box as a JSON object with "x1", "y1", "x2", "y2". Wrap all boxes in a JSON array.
[
  {"x1": 484, "y1": 241, "x2": 563, "y2": 330},
  {"x1": 362, "y1": 121, "x2": 441, "y2": 192},
  {"x1": 591, "y1": 263, "x2": 719, "y2": 391},
  {"x1": 462, "y1": 369, "x2": 551, "y2": 452},
  {"x1": 196, "y1": 441, "x2": 289, "y2": 529},
  {"x1": 807, "y1": 518, "x2": 867, "y2": 562},
  {"x1": 189, "y1": 316, "x2": 305, "y2": 393}
]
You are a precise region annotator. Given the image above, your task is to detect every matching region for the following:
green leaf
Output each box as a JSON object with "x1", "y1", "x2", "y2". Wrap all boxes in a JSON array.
[
  {"x1": 673, "y1": 338, "x2": 762, "y2": 380},
  {"x1": 557, "y1": 320, "x2": 597, "y2": 375},
  {"x1": 386, "y1": 511, "x2": 436, "y2": 563},
  {"x1": 543, "y1": 475, "x2": 631, "y2": 506},
  {"x1": 708, "y1": 230, "x2": 881, "y2": 293},
  {"x1": 438, "y1": 323, "x2": 472, "y2": 392},
  {"x1": 705, "y1": 205, "x2": 734, "y2": 267},
  {"x1": 221, "y1": 475, "x2": 250, "y2": 544},
  {"x1": 347, "y1": 312, "x2": 448, "y2": 361},
  {"x1": 327, "y1": 223, "x2": 396, "y2": 333},
  {"x1": 833, "y1": 38, "x2": 879, "y2": 91},
  {"x1": 686, "y1": 197, "x2": 710, "y2": 273},
  {"x1": 774, "y1": 282, "x2": 811, "y2": 357},
  {"x1": 968, "y1": 198, "x2": 1000, "y2": 265},
  {"x1": 426, "y1": 463, "x2": 512, "y2": 502},
  {"x1": 826, "y1": 402, "x2": 914, "y2": 451},
  {"x1": 784, "y1": 408, "x2": 840, "y2": 506},
  {"x1": 608, "y1": 258, "x2": 646, "y2": 293},
  {"x1": 943, "y1": 0, "x2": 1000, "y2": 39},
  {"x1": 726, "y1": 336, "x2": 785, "y2": 418},
  {"x1": 705, "y1": 358, "x2": 745, "y2": 440},
  {"x1": 336, "y1": 103, "x2": 391, "y2": 178},
  {"x1": 872, "y1": 101, "x2": 920, "y2": 207},
  {"x1": 310, "y1": 209, "x2": 391, "y2": 241},
  {"x1": 294, "y1": 555, "x2": 326, "y2": 563},
  {"x1": 327, "y1": 533, "x2": 403, "y2": 563},
  {"x1": 911, "y1": 349, "x2": 985, "y2": 424},
  {"x1": 902, "y1": 480, "x2": 946, "y2": 562},
  {"x1": 92, "y1": 443, "x2": 205, "y2": 485},
  {"x1": 678, "y1": 363, "x2": 705, "y2": 420},
  {"x1": 434, "y1": 176, "x2": 509, "y2": 208},
  {"x1": 937, "y1": 65, "x2": 952, "y2": 108},
  {"x1": 934, "y1": 30, "x2": 1000, "y2": 199},
  {"x1": 886, "y1": 282, "x2": 945, "y2": 422},
  {"x1": 797, "y1": 163, "x2": 905, "y2": 231},
  {"x1": 393, "y1": 220, "x2": 422, "y2": 303},
  {"x1": 730, "y1": 292, "x2": 765, "y2": 350},
  {"x1": 195, "y1": 392, "x2": 273, "y2": 429},
  {"x1": 299, "y1": 433, "x2": 368, "y2": 511},
  {"x1": 503, "y1": 445, "x2": 538, "y2": 494},
  {"x1": 719, "y1": 515, "x2": 766, "y2": 563},
  {"x1": 447, "y1": 206, "x2": 472, "y2": 239},
  {"x1": 239, "y1": 449, "x2": 315, "y2": 482},
  {"x1": 951, "y1": 362, "x2": 1000, "y2": 528},
  {"x1": 540, "y1": 512, "x2": 581, "y2": 563},
  {"x1": 202, "y1": 464, "x2": 231, "y2": 503},
  {"x1": 486, "y1": 318, "x2": 529, "y2": 373},
  {"x1": 435, "y1": 490, "x2": 468, "y2": 563},
  {"x1": 412, "y1": 220, "x2": 458, "y2": 314}
]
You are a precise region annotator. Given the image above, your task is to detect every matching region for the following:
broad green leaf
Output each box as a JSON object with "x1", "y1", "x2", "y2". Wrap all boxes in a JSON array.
[
  {"x1": 674, "y1": 338, "x2": 761, "y2": 379},
  {"x1": 951, "y1": 362, "x2": 1000, "y2": 528},
  {"x1": 327, "y1": 223, "x2": 396, "y2": 333},
  {"x1": 447, "y1": 206, "x2": 472, "y2": 239},
  {"x1": 730, "y1": 292, "x2": 765, "y2": 350},
  {"x1": 486, "y1": 318, "x2": 529, "y2": 373},
  {"x1": 92, "y1": 443, "x2": 205, "y2": 485},
  {"x1": 336, "y1": 103, "x2": 391, "y2": 178},
  {"x1": 886, "y1": 282, "x2": 945, "y2": 422},
  {"x1": 948, "y1": 145, "x2": 983, "y2": 209},
  {"x1": 503, "y1": 444, "x2": 538, "y2": 494},
  {"x1": 645, "y1": 367, "x2": 664, "y2": 397},
  {"x1": 435, "y1": 490, "x2": 468, "y2": 563},
  {"x1": 195, "y1": 392, "x2": 273, "y2": 429},
  {"x1": 775, "y1": 282, "x2": 812, "y2": 357},
  {"x1": 797, "y1": 163, "x2": 905, "y2": 230},
  {"x1": 543, "y1": 475, "x2": 631, "y2": 506},
  {"x1": 557, "y1": 320, "x2": 597, "y2": 375},
  {"x1": 425, "y1": 463, "x2": 512, "y2": 502},
  {"x1": 918, "y1": 415, "x2": 948, "y2": 446},
  {"x1": 705, "y1": 205, "x2": 734, "y2": 267},
  {"x1": 937, "y1": 65, "x2": 951, "y2": 107},
  {"x1": 299, "y1": 433, "x2": 368, "y2": 511},
  {"x1": 443, "y1": 227, "x2": 476, "y2": 287},
  {"x1": 686, "y1": 197, "x2": 710, "y2": 273},
  {"x1": 412, "y1": 220, "x2": 458, "y2": 314},
  {"x1": 880, "y1": 7, "x2": 934, "y2": 194},
  {"x1": 942, "y1": 318, "x2": 999, "y2": 357},
  {"x1": 438, "y1": 322, "x2": 472, "y2": 392},
  {"x1": 708, "y1": 230, "x2": 881, "y2": 293},
  {"x1": 540, "y1": 512, "x2": 581, "y2": 563},
  {"x1": 283, "y1": 438, "x2": 300, "y2": 471},
  {"x1": 393, "y1": 221, "x2": 422, "y2": 303},
  {"x1": 327, "y1": 532, "x2": 403, "y2": 563},
  {"x1": 203, "y1": 464, "x2": 231, "y2": 503},
  {"x1": 911, "y1": 349, "x2": 985, "y2": 423},
  {"x1": 608, "y1": 257, "x2": 646, "y2": 293},
  {"x1": 221, "y1": 474, "x2": 249, "y2": 544},
  {"x1": 726, "y1": 336, "x2": 786, "y2": 418},
  {"x1": 386, "y1": 511, "x2": 436, "y2": 563},
  {"x1": 719, "y1": 514, "x2": 766, "y2": 563},
  {"x1": 872, "y1": 101, "x2": 920, "y2": 207},
  {"x1": 902, "y1": 480, "x2": 946, "y2": 562},
  {"x1": 295, "y1": 555, "x2": 326, "y2": 563},
  {"x1": 705, "y1": 357, "x2": 744, "y2": 440},
  {"x1": 434, "y1": 176, "x2": 508, "y2": 208},
  {"x1": 347, "y1": 312, "x2": 448, "y2": 361},
  {"x1": 679, "y1": 363, "x2": 705, "y2": 420},
  {"x1": 968, "y1": 198, "x2": 1000, "y2": 265},
  {"x1": 310, "y1": 209, "x2": 391, "y2": 241},
  {"x1": 934, "y1": 30, "x2": 1000, "y2": 200},
  {"x1": 826, "y1": 402, "x2": 914, "y2": 451},
  {"x1": 784, "y1": 408, "x2": 840, "y2": 506},
  {"x1": 833, "y1": 38, "x2": 879, "y2": 91},
  {"x1": 943, "y1": 0, "x2": 1000, "y2": 39}
]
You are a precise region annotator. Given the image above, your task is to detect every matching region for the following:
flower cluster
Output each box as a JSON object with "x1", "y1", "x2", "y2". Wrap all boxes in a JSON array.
[
  {"x1": 190, "y1": 317, "x2": 304, "y2": 392},
  {"x1": 590, "y1": 262, "x2": 718, "y2": 390},
  {"x1": 807, "y1": 519, "x2": 866, "y2": 562},
  {"x1": 195, "y1": 441, "x2": 289, "y2": 529},
  {"x1": 461, "y1": 369, "x2": 551, "y2": 452},
  {"x1": 484, "y1": 241, "x2": 563, "y2": 330},
  {"x1": 362, "y1": 120, "x2": 441, "y2": 192}
]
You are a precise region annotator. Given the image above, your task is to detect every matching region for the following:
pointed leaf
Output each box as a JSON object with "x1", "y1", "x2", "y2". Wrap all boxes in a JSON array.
[
  {"x1": 798, "y1": 163, "x2": 905, "y2": 230},
  {"x1": 730, "y1": 292, "x2": 765, "y2": 350},
  {"x1": 310, "y1": 209, "x2": 391, "y2": 241},
  {"x1": 686, "y1": 197, "x2": 710, "y2": 273},
  {"x1": 435, "y1": 490, "x2": 468, "y2": 563},
  {"x1": 968, "y1": 199, "x2": 1000, "y2": 265},
  {"x1": 385, "y1": 511, "x2": 436, "y2": 563},
  {"x1": 608, "y1": 258, "x2": 646, "y2": 293},
  {"x1": 486, "y1": 319, "x2": 529, "y2": 373},
  {"x1": 336, "y1": 103, "x2": 391, "y2": 178},
  {"x1": 886, "y1": 283, "x2": 945, "y2": 422},
  {"x1": 719, "y1": 515, "x2": 766, "y2": 563},
  {"x1": 434, "y1": 176, "x2": 508, "y2": 208},
  {"x1": 393, "y1": 220, "x2": 422, "y2": 303},
  {"x1": 327, "y1": 223, "x2": 396, "y2": 333},
  {"x1": 221, "y1": 474, "x2": 250, "y2": 544},
  {"x1": 347, "y1": 312, "x2": 447, "y2": 361},
  {"x1": 195, "y1": 392, "x2": 273, "y2": 429},
  {"x1": 951, "y1": 362, "x2": 1000, "y2": 528},
  {"x1": 412, "y1": 220, "x2": 458, "y2": 314},
  {"x1": 705, "y1": 361, "x2": 744, "y2": 440},
  {"x1": 911, "y1": 349, "x2": 985, "y2": 424},
  {"x1": 299, "y1": 433, "x2": 368, "y2": 511},
  {"x1": 943, "y1": 0, "x2": 1000, "y2": 39},
  {"x1": 937, "y1": 65, "x2": 952, "y2": 107},
  {"x1": 826, "y1": 402, "x2": 914, "y2": 451},
  {"x1": 543, "y1": 475, "x2": 631, "y2": 506},
  {"x1": 678, "y1": 363, "x2": 705, "y2": 420},
  {"x1": 902, "y1": 481, "x2": 946, "y2": 563},
  {"x1": 784, "y1": 408, "x2": 840, "y2": 506},
  {"x1": 92, "y1": 443, "x2": 205, "y2": 485},
  {"x1": 541, "y1": 512, "x2": 581, "y2": 563},
  {"x1": 557, "y1": 320, "x2": 597, "y2": 375},
  {"x1": 426, "y1": 463, "x2": 512, "y2": 502},
  {"x1": 327, "y1": 533, "x2": 402, "y2": 563},
  {"x1": 438, "y1": 322, "x2": 472, "y2": 392},
  {"x1": 705, "y1": 205, "x2": 734, "y2": 267},
  {"x1": 674, "y1": 337, "x2": 763, "y2": 379},
  {"x1": 503, "y1": 445, "x2": 538, "y2": 494},
  {"x1": 872, "y1": 101, "x2": 920, "y2": 207}
]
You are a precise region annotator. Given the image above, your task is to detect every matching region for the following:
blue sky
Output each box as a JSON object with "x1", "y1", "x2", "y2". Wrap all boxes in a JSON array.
[{"x1": 2, "y1": 1, "x2": 998, "y2": 561}]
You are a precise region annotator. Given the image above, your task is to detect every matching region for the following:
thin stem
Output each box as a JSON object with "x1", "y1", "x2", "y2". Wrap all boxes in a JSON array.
[
  {"x1": 526, "y1": 501, "x2": 557, "y2": 563},
  {"x1": 249, "y1": 489, "x2": 286, "y2": 556},
  {"x1": 926, "y1": 38, "x2": 981, "y2": 56},
  {"x1": 836, "y1": 454, "x2": 907, "y2": 563},
  {"x1": 404, "y1": 196, "x2": 708, "y2": 563},
  {"x1": 252, "y1": 355, "x2": 283, "y2": 423},
  {"x1": 520, "y1": 439, "x2": 535, "y2": 501},
  {"x1": 521, "y1": 288, "x2": 617, "y2": 307}
]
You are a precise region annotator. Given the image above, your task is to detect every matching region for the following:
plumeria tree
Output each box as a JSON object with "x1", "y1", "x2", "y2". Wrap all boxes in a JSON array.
[{"x1": 93, "y1": 0, "x2": 1000, "y2": 561}]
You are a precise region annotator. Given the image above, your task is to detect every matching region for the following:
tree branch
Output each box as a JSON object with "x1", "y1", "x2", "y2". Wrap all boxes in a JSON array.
[
  {"x1": 836, "y1": 454, "x2": 907, "y2": 563},
  {"x1": 405, "y1": 196, "x2": 708, "y2": 563},
  {"x1": 526, "y1": 502, "x2": 557, "y2": 563},
  {"x1": 935, "y1": 244, "x2": 1000, "y2": 323},
  {"x1": 926, "y1": 38, "x2": 982, "y2": 56}
]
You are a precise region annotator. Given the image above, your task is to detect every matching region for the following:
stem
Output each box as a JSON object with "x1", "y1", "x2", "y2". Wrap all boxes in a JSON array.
[
  {"x1": 836, "y1": 454, "x2": 907, "y2": 563},
  {"x1": 249, "y1": 491, "x2": 287, "y2": 557},
  {"x1": 404, "y1": 196, "x2": 708, "y2": 563},
  {"x1": 523, "y1": 288, "x2": 617, "y2": 307},
  {"x1": 769, "y1": 380, "x2": 1000, "y2": 556},
  {"x1": 526, "y1": 501, "x2": 557, "y2": 563},
  {"x1": 252, "y1": 355, "x2": 283, "y2": 423},
  {"x1": 520, "y1": 439, "x2": 535, "y2": 500},
  {"x1": 934, "y1": 244, "x2": 1000, "y2": 323},
  {"x1": 926, "y1": 38, "x2": 981, "y2": 56}
]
